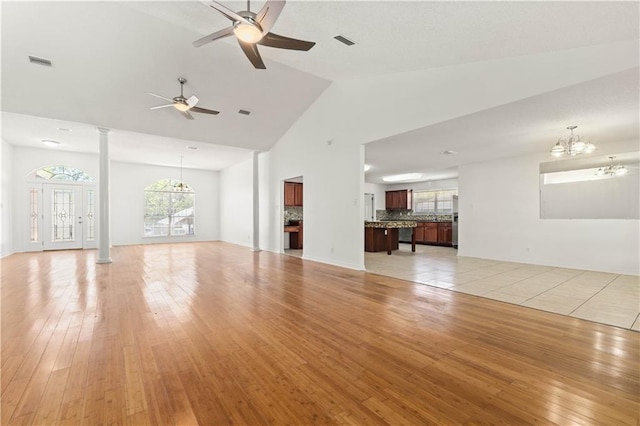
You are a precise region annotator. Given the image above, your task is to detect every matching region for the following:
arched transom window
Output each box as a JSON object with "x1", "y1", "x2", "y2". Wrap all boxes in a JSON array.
[{"x1": 32, "y1": 165, "x2": 95, "y2": 182}]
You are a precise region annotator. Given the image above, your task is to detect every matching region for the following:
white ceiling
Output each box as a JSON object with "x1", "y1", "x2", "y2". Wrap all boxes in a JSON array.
[{"x1": 1, "y1": 1, "x2": 639, "y2": 176}]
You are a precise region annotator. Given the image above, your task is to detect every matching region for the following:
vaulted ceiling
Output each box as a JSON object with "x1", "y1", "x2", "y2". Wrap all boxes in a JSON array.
[{"x1": 2, "y1": 1, "x2": 638, "y2": 177}]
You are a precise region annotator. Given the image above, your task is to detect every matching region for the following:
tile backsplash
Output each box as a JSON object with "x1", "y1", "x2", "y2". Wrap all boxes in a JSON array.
[
  {"x1": 376, "y1": 210, "x2": 452, "y2": 222},
  {"x1": 284, "y1": 206, "x2": 303, "y2": 224}
]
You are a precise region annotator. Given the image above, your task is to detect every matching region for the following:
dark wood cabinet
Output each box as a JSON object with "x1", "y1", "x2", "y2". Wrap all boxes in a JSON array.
[
  {"x1": 284, "y1": 221, "x2": 303, "y2": 249},
  {"x1": 365, "y1": 227, "x2": 399, "y2": 253},
  {"x1": 424, "y1": 222, "x2": 438, "y2": 244},
  {"x1": 414, "y1": 221, "x2": 452, "y2": 246},
  {"x1": 437, "y1": 222, "x2": 452, "y2": 245},
  {"x1": 385, "y1": 189, "x2": 412, "y2": 210},
  {"x1": 284, "y1": 182, "x2": 303, "y2": 207},
  {"x1": 414, "y1": 223, "x2": 426, "y2": 243}
]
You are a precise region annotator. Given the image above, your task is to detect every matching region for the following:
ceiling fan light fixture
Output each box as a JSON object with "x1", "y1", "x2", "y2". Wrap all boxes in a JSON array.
[
  {"x1": 233, "y1": 23, "x2": 263, "y2": 43},
  {"x1": 173, "y1": 101, "x2": 191, "y2": 112}
]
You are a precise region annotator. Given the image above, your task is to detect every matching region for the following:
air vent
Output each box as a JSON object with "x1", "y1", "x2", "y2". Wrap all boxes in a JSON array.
[
  {"x1": 238, "y1": 109, "x2": 251, "y2": 115},
  {"x1": 28, "y1": 56, "x2": 52, "y2": 67},
  {"x1": 333, "y1": 35, "x2": 355, "y2": 46}
]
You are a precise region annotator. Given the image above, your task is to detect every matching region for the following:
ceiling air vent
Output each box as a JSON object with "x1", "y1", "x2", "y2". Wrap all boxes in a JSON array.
[
  {"x1": 28, "y1": 55, "x2": 52, "y2": 67},
  {"x1": 238, "y1": 109, "x2": 251, "y2": 115},
  {"x1": 333, "y1": 35, "x2": 355, "y2": 46}
]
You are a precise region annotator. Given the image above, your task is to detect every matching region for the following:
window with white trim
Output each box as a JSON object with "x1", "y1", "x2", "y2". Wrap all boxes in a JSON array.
[
  {"x1": 144, "y1": 179, "x2": 195, "y2": 237},
  {"x1": 413, "y1": 189, "x2": 457, "y2": 214}
]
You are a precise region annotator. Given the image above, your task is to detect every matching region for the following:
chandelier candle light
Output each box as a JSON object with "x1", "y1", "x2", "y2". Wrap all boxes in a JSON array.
[
  {"x1": 596, "y1": 156, "x2": 628, "y2": 177},
  {"x1": 550, "y1": 125, "x2": 596, "y2": 157}
]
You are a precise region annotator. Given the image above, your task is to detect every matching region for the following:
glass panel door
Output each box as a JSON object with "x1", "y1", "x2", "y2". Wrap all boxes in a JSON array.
[{"x1": 43, "y1": 183, "x2": 83, "y2": 250}]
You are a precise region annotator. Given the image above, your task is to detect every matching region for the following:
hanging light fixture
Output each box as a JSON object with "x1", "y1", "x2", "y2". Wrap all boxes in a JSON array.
[
  {"x1": 550, "y1": 125, "x2": 596, "y2": 157},
  {"x1": 595, "y1": 156, "x2": 628, "y2": 177},
  {"x1": 174, "y1": 156, "x2": 191, "y2": 192}
]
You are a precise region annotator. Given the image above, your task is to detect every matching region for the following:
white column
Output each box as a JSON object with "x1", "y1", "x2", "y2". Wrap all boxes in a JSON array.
[
  {"x1": 251, "y1": 151, "x2": 261, "y2": 252},
  {"x1": 96, "y1": 127, "x2": 112, "y2": 264}
]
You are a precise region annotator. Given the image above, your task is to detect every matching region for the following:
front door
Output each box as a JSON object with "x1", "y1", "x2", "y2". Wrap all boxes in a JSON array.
[{"x1": 42, "y1": 183, "x2": 90, "y2": 250}]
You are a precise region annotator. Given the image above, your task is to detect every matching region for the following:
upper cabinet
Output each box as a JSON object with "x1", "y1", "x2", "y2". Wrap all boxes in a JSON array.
[
  {"x1": 385, "y1": 189, "x2": 412, "y2": 210},
  {"x1": 284, "y1": 182, "x2": 303, "y2": 207}
]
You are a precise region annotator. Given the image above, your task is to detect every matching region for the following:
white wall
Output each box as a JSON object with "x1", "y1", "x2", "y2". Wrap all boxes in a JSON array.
[
  {"x1": 111, "y1": 162, "x2": 219, "y2": 246},
  {"x1": 458, "y1": 143, "x2": 640, "y2": 275},
  {"x1": 219, "y1": 158, "x2": 253, "y2": 247},
  {"x1": 262, "y1": 40, "x2": 638, "y2": 272},
  {"x1": 1, "y1": 139, "x2": 14, "y2": 257}
]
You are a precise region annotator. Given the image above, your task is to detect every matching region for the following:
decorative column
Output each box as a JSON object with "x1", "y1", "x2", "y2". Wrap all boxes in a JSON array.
[
  {"x1": 96, "y1": 127, "x2": 112, "y2": 264},
  {"x1": 251, "y1": 151, "x2": 261, "y2": 252}
]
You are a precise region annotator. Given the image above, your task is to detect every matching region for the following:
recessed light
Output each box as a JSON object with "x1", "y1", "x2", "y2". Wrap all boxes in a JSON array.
[
  {"x1": 42, "y1": 140, "x2": 61, "y2": 147},
  {"x1": 382, "y1": 173, "x2": 423, "y2": 182},
  {"x1": 186, "y1": 146, "x2": 198, "y2": 150},
  {"x1": 440, "y1": 150, "x2": 458, "y2": 155},
  {"x1": 57, "y1": 127, "x2": 71, "y2": 132}
]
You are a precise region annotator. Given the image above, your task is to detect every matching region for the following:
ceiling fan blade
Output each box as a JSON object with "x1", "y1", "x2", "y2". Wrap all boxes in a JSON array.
[
  {"x1": 191, "y1": 106, "x2": 220, "y2": 115},
  {"x1": 187, "y1": 95, "x2": 199, "y2": 108},
  {"x1": 180, "y1": 110, "x2": 195, "y2": 120},
  {"x1": 238, "y1": 40, "x2": 266, "y2": 69},
  {"x1": 207, "y1": 1, "x2": 252, "y2": 24},
  {"x1": 150, "y1": 103, "x2": 175, "y2": 110},
  {"x1": 255, "y1": 0, "x2": 285, "y2": 34},
  {"x1": 146, "y1": 92, "x2": 174, "y2": 102},
  {"x1": 258, "y1": 32, "x2": 315, "y2": 51},
  {"x1": 193, "y1": 26, "x2": 234, "y2": 48}
]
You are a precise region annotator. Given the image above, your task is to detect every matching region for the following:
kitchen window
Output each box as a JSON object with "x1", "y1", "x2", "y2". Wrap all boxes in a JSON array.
[{"x1": 413, "y1": 189, "x2": 457, "y2": 214}]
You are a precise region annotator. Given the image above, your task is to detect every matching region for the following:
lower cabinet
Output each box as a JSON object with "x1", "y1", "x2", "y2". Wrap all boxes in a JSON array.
[{"x1": 414, "y1": 222, "x2": 452, "y2": 246}]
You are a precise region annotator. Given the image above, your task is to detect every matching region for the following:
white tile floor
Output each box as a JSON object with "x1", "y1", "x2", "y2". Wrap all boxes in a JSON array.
[{"x1": 365, "y1": 243, "x2": 640, "y2": 331}]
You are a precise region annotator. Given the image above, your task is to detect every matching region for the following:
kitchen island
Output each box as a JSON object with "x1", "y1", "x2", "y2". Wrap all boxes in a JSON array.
[{"x1": 365, "y1": 221, "x2": 417, "y2": 255}]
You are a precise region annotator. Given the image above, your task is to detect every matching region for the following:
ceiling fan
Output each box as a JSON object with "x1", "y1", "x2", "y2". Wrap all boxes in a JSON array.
[
  {"x1": 193, "y1": 0, "x2": 315, "y2": 69},
  {"x1": 146, "y1": 77, "x2": 220, "y2": 120}
]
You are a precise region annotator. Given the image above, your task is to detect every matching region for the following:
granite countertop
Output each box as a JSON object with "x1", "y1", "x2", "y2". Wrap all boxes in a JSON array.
[{"x1": 365, "y1": 221, "x2": 417, "y2": 229}]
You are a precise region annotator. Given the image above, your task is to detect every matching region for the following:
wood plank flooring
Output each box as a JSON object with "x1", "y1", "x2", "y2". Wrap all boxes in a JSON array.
[{"x1": 2, "y1": 242, "x2": 639, "y2": 425}]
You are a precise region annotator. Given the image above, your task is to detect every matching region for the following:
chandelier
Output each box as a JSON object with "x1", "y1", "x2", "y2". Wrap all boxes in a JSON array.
[
  {"x1": 550, "y1": 125, "x2": 596, "y2": 157},
  {"x1": 595, "y1": 156, "x2": 628, "y2": 177},
  {"x1": 173, "y1": 156, "x2": 192, "y2": 192}
]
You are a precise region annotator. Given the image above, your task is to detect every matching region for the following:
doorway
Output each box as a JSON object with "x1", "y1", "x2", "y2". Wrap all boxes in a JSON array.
[
  {"x1": 364, "y1": 193, "x2": 374, "y2": 221},
  {"x1": 283, "y1": 176, "x2": 303, "y2": 257},
  {"x1": 27, "y1": 182, "x2": 97, "y2": 251}
]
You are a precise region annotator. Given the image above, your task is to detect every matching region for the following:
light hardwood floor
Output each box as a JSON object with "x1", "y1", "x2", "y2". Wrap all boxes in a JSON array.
[{"x1": 2, "y1": 242, "x2": 639, "y2": 424}]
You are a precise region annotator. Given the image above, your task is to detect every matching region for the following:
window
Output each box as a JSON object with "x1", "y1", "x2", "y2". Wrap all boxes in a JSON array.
[
  {"x1": 413, "y1": 189, "x2": 457, "y2": 214},
  {"x1": 33, "y1": 165, "x2": 95, "y2": 182},
  {"x1": 144, "y1": 179, "x2": 195, "y2": 237}
]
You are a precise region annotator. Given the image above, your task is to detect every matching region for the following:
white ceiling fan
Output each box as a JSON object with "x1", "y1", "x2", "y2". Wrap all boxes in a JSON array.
[
  {"x1": 193, "y1": 0, "x2": 316, "y2": 69},
  {"x1": 146, "y1": 77, "x2": 220, "y2": 120}
]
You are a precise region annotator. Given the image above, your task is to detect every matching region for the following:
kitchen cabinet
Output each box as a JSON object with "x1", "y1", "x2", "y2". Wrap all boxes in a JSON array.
[
  {"x1": 284, "y1": 182, "x2": 303, "y2": 207},
  {"x1": 413, "y1": 221, "x2": 452, "y2": 246},
  {"x1": 424, "y1": 222, "x2": 438, "y2": 243},
  {"x1": 385, "y1": 189, "x2": 412, "y2": 210},
  {"x1": 437, "y1": 222, "x2": 452, "y2": 245},
  {"x1": 284, "y1": 221, "x2": 303, "y2": 249}
]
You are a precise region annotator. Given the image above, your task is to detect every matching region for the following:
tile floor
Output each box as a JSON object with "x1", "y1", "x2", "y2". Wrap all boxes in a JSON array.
[{"x1": 365, "y1": 243, "x2": 640, "y2": 331}]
